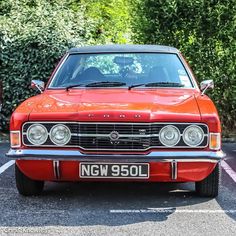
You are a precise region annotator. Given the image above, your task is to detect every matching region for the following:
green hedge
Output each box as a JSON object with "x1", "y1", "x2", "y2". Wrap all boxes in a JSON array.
[
  {"x1": 0, "y1": 0, "x2": 94, "y2": 128},
  {"x1": 80, "y1": 0, "x2": 131, "y2": 43},
  {"x1": 131, "y1": 0, "x2": 236, "y2": 134},
  {"x1": 0, "y1": 0, "x2": 131, "y2": 129},
  {"x1": 1, "y1": 0, "x2": 235, "y2": 135}
]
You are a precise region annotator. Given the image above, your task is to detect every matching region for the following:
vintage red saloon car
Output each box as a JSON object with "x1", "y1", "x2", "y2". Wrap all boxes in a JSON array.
[{"x1": 7, "y1": 45, "x2": 225, "y2": 197}]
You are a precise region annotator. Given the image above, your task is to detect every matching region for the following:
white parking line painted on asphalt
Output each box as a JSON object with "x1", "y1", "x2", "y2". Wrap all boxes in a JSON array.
[
  {"x1": 221, "y1": 160, "x2": 236, "y2": 183},
  {"x1": 0, "y1": 160, "x2": 15, "y2": 175},
  {"x1": 110, "y1": 209, "x2": 236, "y2": 214}
]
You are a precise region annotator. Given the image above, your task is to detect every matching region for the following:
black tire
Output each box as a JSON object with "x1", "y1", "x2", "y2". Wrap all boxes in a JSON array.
[
  {"x1": 195, "y1": 163, "x2": 220, "y2": 197},
  {"x1": 15, "y1": 164, "x2": 44, "y2": 196}
]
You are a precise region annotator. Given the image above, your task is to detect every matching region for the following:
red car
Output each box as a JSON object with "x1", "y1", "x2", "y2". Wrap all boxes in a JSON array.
[{"x1": 7, "y1": 45, "x2": 225, "y2": 197}]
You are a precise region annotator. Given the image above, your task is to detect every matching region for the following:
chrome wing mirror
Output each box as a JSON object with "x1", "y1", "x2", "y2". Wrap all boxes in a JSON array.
[
  {"x1": 200, "y1": 80, "x2": 214, "y2": 95},
  {"x1": 31, "y1": 80, "x2": 45, "y2": 93}
]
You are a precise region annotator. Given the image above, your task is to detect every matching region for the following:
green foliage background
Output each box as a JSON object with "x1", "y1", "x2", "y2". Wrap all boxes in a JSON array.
[
  {"x1": 0, "y1": 0, "x2": 235, "y2": 135},
  {"x1": 130, "y1": 0, "x2": 236, "y2": 134},
  {"x1": 0, "y1": 0, "x2": 130, "y2": 128}
]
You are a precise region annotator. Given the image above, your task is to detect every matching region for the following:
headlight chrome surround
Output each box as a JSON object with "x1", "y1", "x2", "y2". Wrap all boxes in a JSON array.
[
  {"x1": 49, "y1": 124, "x2": 71, "y2": 146},
  {"x1": 26, "y1": 124, "x2": 48, "y2": 145},
  {"x1": 159, "y1": 125, "x2": 181, "y2": 147},
  {"x1": 183, "y1": 125, "x2": 204, "y2": 147}
]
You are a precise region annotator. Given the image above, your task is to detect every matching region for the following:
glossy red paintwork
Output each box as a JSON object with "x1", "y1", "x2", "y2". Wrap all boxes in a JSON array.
[
  {"x1": 16, "y1": 160, "x2": 217, "y2": 182},
  {"x1": 10, "y1": 51, "x2": 222, "y2": 182},
  {"x1": 11, "y1": 88, "x2": 220, "y2": 131}
]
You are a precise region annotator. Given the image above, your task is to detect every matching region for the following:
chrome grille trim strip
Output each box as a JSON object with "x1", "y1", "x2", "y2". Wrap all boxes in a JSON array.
[
  {"x1": 22, "y1": 132, "x2": 209, "y2": 138},
  {"x1": 23, "y1": 121, "x2": 209, "y2": 125},
  {"x1": 71, "y1": 133, "x2": 160, "y2": 137}
]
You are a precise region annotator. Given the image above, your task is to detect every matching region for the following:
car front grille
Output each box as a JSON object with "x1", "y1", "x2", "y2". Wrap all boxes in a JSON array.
[{"x1": 22, "y1": 122, "x2": 209, "y2": 151}]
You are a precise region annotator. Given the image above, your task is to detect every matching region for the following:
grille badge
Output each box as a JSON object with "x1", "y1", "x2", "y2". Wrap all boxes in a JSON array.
[{"x1": 109, "y1": 131, "x2": 120, "y2": 141}]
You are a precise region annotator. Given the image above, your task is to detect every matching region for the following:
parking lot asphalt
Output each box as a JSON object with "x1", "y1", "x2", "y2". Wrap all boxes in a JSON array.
[{"x1": 0, "y1": 143, "x2": 235, "y2": 236}]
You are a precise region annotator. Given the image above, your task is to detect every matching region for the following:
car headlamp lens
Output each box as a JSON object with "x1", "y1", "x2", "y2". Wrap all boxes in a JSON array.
[
  {"x1": 183, "y1": 125, "x2": 204, "y2": 147},
  {"x1": 50, "y1": 124, "x2": 71, "y2": 146},
  {"x1": 27, "y1": 124, "x2": 48, "y2": 145},
  {"x1": 159, "y1": 125, "x2": 180, "y2": 147}
]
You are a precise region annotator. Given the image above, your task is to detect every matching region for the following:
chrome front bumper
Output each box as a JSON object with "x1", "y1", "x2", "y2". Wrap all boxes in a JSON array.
[{"x1": 6, "y1": 149, "x2": 225, "y2": 163}]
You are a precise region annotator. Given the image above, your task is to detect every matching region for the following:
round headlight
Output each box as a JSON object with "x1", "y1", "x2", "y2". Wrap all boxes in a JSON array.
[
  {"x1": 50, "y1": 124, "x2": 71, "y2": 146},
  {"x1": 159, "y1": 125, "x2": 180, "y2": 147},
  {"x1": 27, "y1": 124, "x2": 48, "y2": 145},
  {"x1": 183, "y1": 125, "x2": 204, "y2": 147}
]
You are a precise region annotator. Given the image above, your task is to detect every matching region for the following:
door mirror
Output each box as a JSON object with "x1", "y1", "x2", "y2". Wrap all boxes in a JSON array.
[
  {"x1": 31, "y1": 80, "x2": 45, "y2": 93},
  {"x1": 200, "y1": 80, "x2": 214, "y2": 95}
]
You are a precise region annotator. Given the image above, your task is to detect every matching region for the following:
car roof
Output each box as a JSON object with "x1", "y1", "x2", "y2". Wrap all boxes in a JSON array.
[{"x1": 68, "y1": 44, "x2": 179, "y2": 54}]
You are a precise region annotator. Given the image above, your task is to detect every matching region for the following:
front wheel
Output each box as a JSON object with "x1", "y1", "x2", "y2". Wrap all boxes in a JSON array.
[
  {"x1": 15, "y1": 164, "x2": 44, "y2": 196},
  {"x1": 195, "y1": 163, "x2": 220, "y2": 197}
]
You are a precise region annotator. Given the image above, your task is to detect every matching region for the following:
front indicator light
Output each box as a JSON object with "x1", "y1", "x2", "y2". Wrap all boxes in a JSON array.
[
  {"x1": 210, "y1": 133, "x2": 221, "y2": 150},
  {"x1": 10, "y1": 131, "x2": 21, "y2": 148}
]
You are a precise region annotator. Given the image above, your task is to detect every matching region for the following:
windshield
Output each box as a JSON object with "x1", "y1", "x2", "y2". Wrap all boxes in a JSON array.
[{"x1": 49, "y1": 53, "x2": 193, "y2": 88}]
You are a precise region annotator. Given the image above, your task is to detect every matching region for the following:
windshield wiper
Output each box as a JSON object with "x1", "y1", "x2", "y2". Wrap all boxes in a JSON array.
[
  {"x1": 128, "y1": 82, "x2": 184, "y2": 90},
  {"x1": 66, "y1": 81, "x2": 126, "y2": 91},
  {"x1": 145, "y1": 82, "x2": 184, "y2": 87},
  {"x1": 85, "y1": 81, "x2": 126, "y2": 87},
  {"x1": 66, "y1": 84, "x2": 84, "y2": 91},
  {"x1": 128, "y1": 83, "x2": 145, "y2": 90}
]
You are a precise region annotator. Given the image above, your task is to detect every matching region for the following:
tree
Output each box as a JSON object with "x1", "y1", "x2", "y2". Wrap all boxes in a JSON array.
[{"x1": 131, "y1": 0, "x2": 236, "y2": 133}]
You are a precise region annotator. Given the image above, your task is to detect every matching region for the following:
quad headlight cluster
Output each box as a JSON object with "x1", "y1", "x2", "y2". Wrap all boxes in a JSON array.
[
  {"x1": 26, "y1": 124, "x2": 71, "y2": 146},
  {"x1": 159, "y1": 124, "x2": 204, "y2": 147},
  {"x1": 22, "y1": 122, "x2": 207, "y2": 148}
]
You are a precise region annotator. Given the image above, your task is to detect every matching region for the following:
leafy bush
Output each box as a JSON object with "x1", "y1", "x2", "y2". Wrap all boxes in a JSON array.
[
  {"x1": 0, "y1": 0, "x2": 131, "y2": 130},
  {"x1": 0, "y1": 0, "x2": 97, "y2": 129},
  {"x1": 1, "y1": 0, "x2": 235, "y2": 136},
  {"x1": 80, "y1": 0, "x2": 131, "y2": 43},
  {"x1": 131, "y1": 0, "x2": 236, "y2": 134}
]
